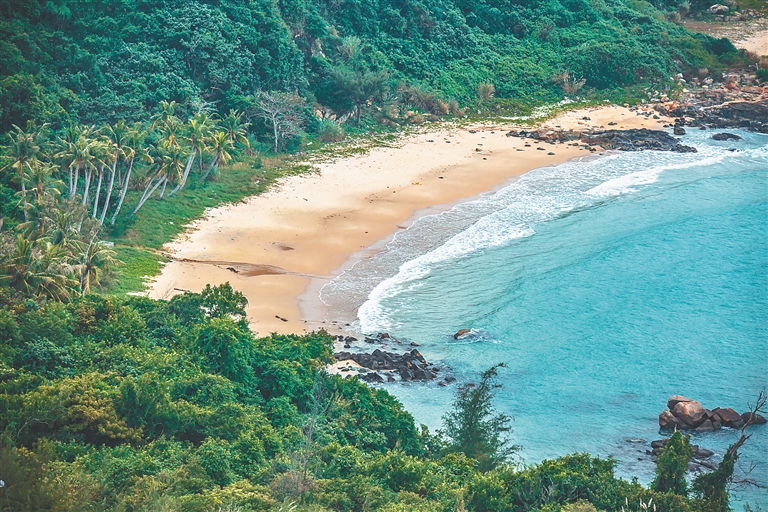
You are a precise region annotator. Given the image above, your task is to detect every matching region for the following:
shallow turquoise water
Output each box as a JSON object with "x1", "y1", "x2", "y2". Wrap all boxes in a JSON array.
[{"x1": 332, "y1": 129, "x2": 768, "y2": 505}]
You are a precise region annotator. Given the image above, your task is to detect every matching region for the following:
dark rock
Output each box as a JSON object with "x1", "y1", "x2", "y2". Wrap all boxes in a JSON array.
[
  {"x1": 581, "y1": 129, "x2": 697, "y2": 153},
  {"x1": 712, "y1": 407, "x2": 744, "y2": 428},
  {"x1": 438, "y1": 381, "x2": 446, "y2": 387},
  {"x1": 445, "y1": 376, "x2": 456, "y2": 383},
  {"x1": 361, "y1": 372, "x2": 384, "y2": 383},
  {"x1": 695, "y1": 419, "x2": 716, "y2": 432},
  {"x1": 712, "y1": 133, "x2": 742, "y2": 141},
  {"x1": 454, "y1": 329, "x2": 472, "y2": 339},
  {"x1": 741, "y1": 412, "x2": 768, "y2": 425},
  {"x1": 674, "y1": 126, "x2": 686, "y2": 135}
]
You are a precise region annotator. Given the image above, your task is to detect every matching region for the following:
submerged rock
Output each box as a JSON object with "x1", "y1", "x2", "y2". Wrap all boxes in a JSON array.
[{"x1": 712, "y1": 132, "x2": 742, "y2": 141}]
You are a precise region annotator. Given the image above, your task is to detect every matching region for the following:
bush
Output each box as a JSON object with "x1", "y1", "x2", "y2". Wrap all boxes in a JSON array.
[{"x1": 316, "y1": 120, "x2": 346, "y2": 142}]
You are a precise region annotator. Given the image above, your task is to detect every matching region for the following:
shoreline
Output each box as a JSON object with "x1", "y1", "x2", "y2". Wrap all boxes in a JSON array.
[{"x1": 147, "y1": 106, "x2": 673, "y2": 336}]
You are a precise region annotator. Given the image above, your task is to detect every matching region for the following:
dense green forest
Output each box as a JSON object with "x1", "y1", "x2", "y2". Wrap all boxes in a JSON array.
[
  {"x1": 0, "y1": 0, "x2": 753, "y2": 134},
  {"x1": 0, "y1": 284, "x2": 756, "y2": 511}
]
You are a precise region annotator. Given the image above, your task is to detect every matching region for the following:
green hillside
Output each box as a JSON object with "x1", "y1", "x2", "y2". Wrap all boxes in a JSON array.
[{"x1": 0, "y1": 0, "x2": 749, "y2": 133}]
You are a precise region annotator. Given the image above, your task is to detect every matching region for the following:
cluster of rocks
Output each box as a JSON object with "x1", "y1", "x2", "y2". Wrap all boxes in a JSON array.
[
  {"x1": 506, "y1": 128, "x2": 697, "y2": 153},
  {"x1": 334, "y1": 348, "x2": 451, "y2": 384},
  {"x1": 648, "y1": 438, "x2": 717, "y2": 471},
  {"x1": 706, "y1": 4, "x2": 761, "y2": 20},
  {"x1": 582, "y1": 129, "x2": 697, "y2": 152},
  {"x1": 662, "y1": 100, "x2": 768, "y2": 134},
  {"x1": 659, "y1": 396, "x2": 767, "y2": 432}
]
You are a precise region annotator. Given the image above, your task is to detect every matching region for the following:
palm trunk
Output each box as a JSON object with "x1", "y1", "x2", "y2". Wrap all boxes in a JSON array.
[
  {"x1": 92, "y1": 167, "x2": 104, "y2": 218},
  {"x1": 70, "y1": 163, "x2": 80, "y2": 199},
  {"x1": 201, "y1": 155, "x2": 219, "y2": 182},
  {"x1": 20, "y1": 180, "x2": 29, "y2": 222},
  {"x1": 157, "y1": 176, "x2": 168, "y2": 199},
  {"x1": 82, "y1": 168, "x2": 92, "y2": 205},
  {"x1": 132, "y1": 174, "x2": 164, "y2": 216},
  {"x1": 170, "y1": 147, "x2": 196, "y2": 195},
  {"x1": 111, "y1": 157, "x2": 134, "y2": 225},
  {"x1": 356, "y1": 105, "x2": 362, "y2": 127},
  {"x1": 99, "y1": 159, "x2": 118, "y2": 225}
]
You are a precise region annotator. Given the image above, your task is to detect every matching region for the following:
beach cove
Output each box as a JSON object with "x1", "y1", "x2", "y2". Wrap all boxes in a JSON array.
[{"x1": 147, "y1": 105, "x2": 671, "y2": 334}]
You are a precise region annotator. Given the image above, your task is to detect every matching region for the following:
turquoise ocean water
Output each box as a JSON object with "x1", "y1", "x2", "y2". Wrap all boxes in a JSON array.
[{"x1": 323, "y1": 128, "x2": 768, "y2": 505}]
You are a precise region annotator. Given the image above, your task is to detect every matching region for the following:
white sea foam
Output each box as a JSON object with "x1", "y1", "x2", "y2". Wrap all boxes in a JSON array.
[
  {"x1": 349, "y1": 133, "x2": 763, "y2": 332},
  {"x1": 585, "y1": 152, "x2": 726, "y2": 198}
]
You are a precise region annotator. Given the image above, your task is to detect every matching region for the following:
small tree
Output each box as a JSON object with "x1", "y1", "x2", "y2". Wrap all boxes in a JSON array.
[
  {"x1": 441, "y1": 363, "x2": 519, "y2": 471},
  {"x1": 693, "y1": 390, "x2": 767, "y2": 512},
  {"x1": 250, "y1": 91, "x2": 305, "y2": 152},
  {"x1": 651, "y1": 430, "x2": 693, "y2": 495}
]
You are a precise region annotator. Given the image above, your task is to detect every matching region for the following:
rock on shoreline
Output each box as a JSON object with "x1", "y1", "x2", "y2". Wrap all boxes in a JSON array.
[{"x1": 506, "y1": 127, "x2": 698, "y2": 153}]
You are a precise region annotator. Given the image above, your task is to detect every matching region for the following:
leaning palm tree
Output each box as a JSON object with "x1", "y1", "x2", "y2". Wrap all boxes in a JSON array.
[
  {"x1": 2, "y1": 122, "x2": 49, "y2": 221},
  {"x1": 110, "y1": 124, "x2": 149, "y2": 225},
  {"x1": 170, "y1": 112, "x2": 212, "y2": 195},
  {"x1": 131, "y1": 140, "x2": 183, "y2": 215},
  {"x1": 89, "y1": 138, "x2": 115, "y2": 218},
  {"x1": 201, "y1": 131, "x2": 233, "y2": 182}
]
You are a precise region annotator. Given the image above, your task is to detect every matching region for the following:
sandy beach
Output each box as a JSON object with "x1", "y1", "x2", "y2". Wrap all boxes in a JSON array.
[{"x1": 147, "y1": 106, "x2": 671, "y2": 335}]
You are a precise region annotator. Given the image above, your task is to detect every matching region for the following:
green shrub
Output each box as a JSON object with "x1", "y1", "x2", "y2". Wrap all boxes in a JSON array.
[{"x1": 316, "y1": 120, "x2": 346, "y2": 142}]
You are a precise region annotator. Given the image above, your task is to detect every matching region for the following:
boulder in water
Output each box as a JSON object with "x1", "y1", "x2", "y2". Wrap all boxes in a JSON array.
[
  {"x1": 454, "y1": 329, "x2": 472, "y2": 339},
  {"x1": 672, "y1": 400, "x2": 705, "y2": 427}
]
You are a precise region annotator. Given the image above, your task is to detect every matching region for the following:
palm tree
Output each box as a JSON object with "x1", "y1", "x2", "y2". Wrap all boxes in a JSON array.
[
  {"x1": 97, "y1": 122, "x2": 132, "y2": 225},
  {"x1": 0, "y1": 234, "x2": 76, "y2": 301},
  {"x1": 74, "y1": 235, "x2": 119, "y2": 294},
  {"x1": 56, "y1": 125, "x2": 97, "y2": 200},
  {"x1": 23, "y1": 160, "x2": 63, "y2": 202},
  {"x1": 2, "y1": 122, "x2": 48, "y2": 221},
  {"x1": 201, "y1": 131, "x2": 233, "y2": 181},
  {"x1": 110, "y1": 124, "x2": 148, "y2": 225},
  {"x1": 220, "y1": 109, "x2": 251, "y2": 153},
  {"x1": 150, "y1": 100, "x2": 179, "y2": 130},
  {"x1": 88, "y1": 138, "x2": 115, "y2": 218},
  {"x1": 170, "y1": 112, "x2": 212, "y2": 195},
  {"x1": 131, "y1": 141, "x2": 183, "y2": 215},
  {"x1": 158, "y1": 141, "x2": 186, "y2": 199}
]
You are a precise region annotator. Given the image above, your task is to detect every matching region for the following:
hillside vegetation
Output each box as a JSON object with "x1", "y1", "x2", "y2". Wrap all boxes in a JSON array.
[
  {"x1": 0, "y1": 285, "x2": 751, "y2": 511},
  {"x1": 0, "y1": 0, "x2": 751, "y2": 134}
]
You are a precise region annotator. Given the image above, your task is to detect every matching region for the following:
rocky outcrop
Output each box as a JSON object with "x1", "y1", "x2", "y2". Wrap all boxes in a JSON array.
[
  {"x1": 668, "y1": 100, "x2": 768, "y2": 134},
  {"x1": 506, "y1": 128, "x2": 697, "y2": 153},
  {"x1": 334, "y1": 348, "x2": 445, "y2": 383},
  {"x1": 659, "y1": 396, "x2": 764, "y2": 431},
  {"x1": 581, "y1": 129, "x2": 697, "y2": 152}
]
